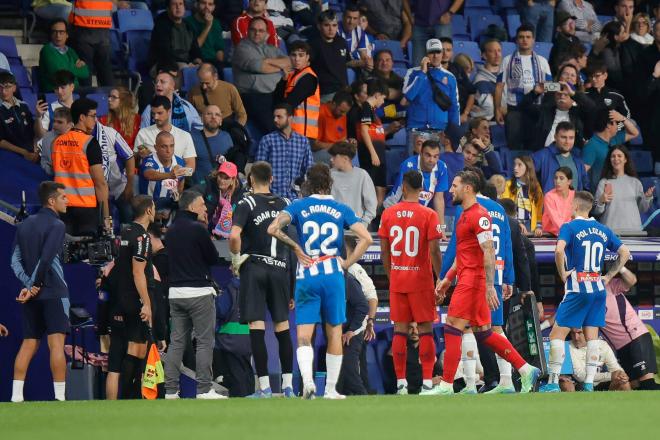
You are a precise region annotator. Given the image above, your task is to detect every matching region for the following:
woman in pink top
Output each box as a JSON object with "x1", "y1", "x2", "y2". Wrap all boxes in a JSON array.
[{"x1": 542, "y1": 167, "x2": 575, "y2": 236}]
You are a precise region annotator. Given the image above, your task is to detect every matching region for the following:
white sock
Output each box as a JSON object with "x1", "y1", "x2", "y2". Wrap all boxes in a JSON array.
[
  {"x1": 461, "y1": 333, "x2": 477, "y2": 389},
  {"x1": 296, "y1": 346, "x2": 315, "y2": 388},
  {"x1": 422, "y1": 379, "x2": 433, "y2": 388},
  {"x1": 54, "y1": 382, "x2": 66, "y2": 401},
  {"x1": 258, "y1": 376, "x2": 270, "y2": 391},
  {"x1": 495, "y1": 334, "x2": 513, "y2": 387},
  {"x1": 585, "y1": 340, "x2": 600, "y2": 385},
  {"x1": 396, "y1": 378, "x2": 408, "y2": 389},
  {"x1": 11, "y1": 380, "x2": 24, "y2": 402},
  {"x1": 325, "y1": 353, "x2": 343, "y2": 395},
  {"x1": 548, "y1": 339, "x2": 565, "y2": 385},
  {"x1": 281, "y1": 373, "x2": 293, "y2": 390}
]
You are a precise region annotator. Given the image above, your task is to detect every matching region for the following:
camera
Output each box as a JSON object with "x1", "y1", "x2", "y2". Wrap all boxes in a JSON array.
[
  {"x1": 543, "y1": 82, "x2": 561, "y2": 92},
  {"x1": 63, "y1": 232, "x2": 119, "y2": 265}
]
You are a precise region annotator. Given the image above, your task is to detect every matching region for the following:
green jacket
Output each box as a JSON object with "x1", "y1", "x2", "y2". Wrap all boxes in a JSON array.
[{"x1": 38, "y1": 43, "x2": 89, "y2": 91}]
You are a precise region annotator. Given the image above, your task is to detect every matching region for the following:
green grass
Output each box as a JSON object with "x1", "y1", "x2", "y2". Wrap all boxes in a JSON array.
[{"x1": 2, "y1": 393, "x2": 659, "y2": 439}]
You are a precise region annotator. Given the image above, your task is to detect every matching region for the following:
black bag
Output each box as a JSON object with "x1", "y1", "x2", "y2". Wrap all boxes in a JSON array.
[
  {"x1": 222, "y1": 120, "x2": 251, "y2": 173},
  {"x1": 426, "y1": 70, "x2": 452, "y2": 111}
]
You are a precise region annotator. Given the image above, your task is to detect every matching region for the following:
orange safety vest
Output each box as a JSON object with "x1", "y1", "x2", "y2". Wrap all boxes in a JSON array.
[
  {"x1": 69, "y1": 0, "x2": 113, "y2": 29},
  {"x1": 52, "y1": 130, "x2": 98, "y2": 208},
  {"x1": 284, "y1": 66, "x2": 320, "y2": 140}
]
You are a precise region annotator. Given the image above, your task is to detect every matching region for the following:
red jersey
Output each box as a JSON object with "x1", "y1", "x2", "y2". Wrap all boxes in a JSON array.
[
  {"x1": 378, "y1": 201, "x2": 443, "y2": 293},
  {"x1": 231, "y1": 13, "x2": 279, "y2": 47},
  {"x1": 455, "y1": 202, "x2": 493, "y2": 275}
]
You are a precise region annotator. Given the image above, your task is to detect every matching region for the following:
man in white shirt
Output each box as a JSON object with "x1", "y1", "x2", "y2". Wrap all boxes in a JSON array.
[
  {"x1": 34, "y1": 70, "x2": 76, "y2": 140},
  {"x1": 494, "y1": 23, "x2": 552, "y2": 150},
  {"x1": 135, "y1": 95, "x2": 197, "y2": 171}
]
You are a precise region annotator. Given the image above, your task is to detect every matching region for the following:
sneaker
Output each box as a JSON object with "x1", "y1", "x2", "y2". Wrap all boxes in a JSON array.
[
  {"x1": 419, "y1": 383, "x2": 453, "y2": 396},
  {"x1": 248, "y1": 388, "x2": 273, "y2": 399},
  {"x1": 484, "y1": 384, "x2": 516, "y2": 394},
  {"x1": 520, "y1": 366, "x2": 541, "y2": 393},
  {"x1": 282, "y1": 387, "x2": 296, "y2": 398},
  {"x1": 458, "y1": 386, "x2": 477, "y2": 395},
  {"x1": 302, "y1": 385, "x2": 316, "y2": 400},
  {"x1": 396, "y1": 384, "x2": 408, "y2": 395},
  {"x1": 323, "y1": 390, "x2": 346, "y2": 400},
  {"x1": 582, "y1": 383, "x2": 594, "y2": 392},
  {"x1": 164, "y1": 393, "x2": 180, "y2": 400},
  {"x1": 196, "y1": 389, "x2": 228, "y2": 399},
  {"x1": 10, "y1": 396, "x2": 24, "y2": 403},
  {"x1": 538, "y1": 383, "x2": 561, "y2": 393}
]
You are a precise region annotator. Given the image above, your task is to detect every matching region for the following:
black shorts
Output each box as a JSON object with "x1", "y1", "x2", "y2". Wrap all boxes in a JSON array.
[
  {"x1": 107, "y1": 316, "x2": 128, "y2": 373},
  {"x1": 239, "y1": 257, "x2": 291, "y2": 324},
  {"x1": 60, "y1": 207, "x2": 100, "y2": 237},
  {"x1": 22, "y1": 298, "x2": 70, "y2": 339},
  {"x1": 358, "y1": 142, "x2": 387, "y2": 187},
  {"x1": 124, "y1": 312, "x2": 149, "y2": 344},
  {"x1": 617, "y1": 332, "x2": 658, "y2": 380}
]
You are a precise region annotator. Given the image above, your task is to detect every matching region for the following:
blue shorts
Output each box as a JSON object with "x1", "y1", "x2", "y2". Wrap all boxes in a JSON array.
[
  {"x1": 555, "y1": 290, "x2": 607, "y2": 329},
  {"x1": 294, "y1": 271, "x2": 346, "y2": 326},
  {"x1": 490, "y1": 285, "x2": 504, "y2": 326},
  {"x1": 22, "y1": 298, "x2": 70, "y2": 339}
]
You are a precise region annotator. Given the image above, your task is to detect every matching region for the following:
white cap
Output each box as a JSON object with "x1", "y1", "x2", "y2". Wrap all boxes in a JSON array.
[{"x1": 426, "y1": 39, "x2": 443, "y2": 53}]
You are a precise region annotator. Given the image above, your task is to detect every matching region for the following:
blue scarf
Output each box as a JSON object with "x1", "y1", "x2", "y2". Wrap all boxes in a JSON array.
[{"x1": 506, "y1": 50, "x2": 544, "y2": 96}]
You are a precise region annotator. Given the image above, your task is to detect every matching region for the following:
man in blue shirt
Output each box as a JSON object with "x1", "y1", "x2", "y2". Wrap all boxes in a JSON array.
[
  {"x1": 337, "y1": 4, "x2": 373, "y2": 72},
  {"x1": 10, "y1": 181, "x2": 69, "y2": 402},
  {"x1": 190, "y1": 105, "x2": 234, "y2": 185},
  {"x1": 384, "y1": 139, "x2": 448, "y2": 225},
  {"x1": 268, "y1": 163, "x2": 372, "y2": 400},
  {"x1": 139, "y1": 131, "x2": 186, "y2": 212},
  {"x1": 541, "y1": 191, "x2": 630, "y2": 393}
]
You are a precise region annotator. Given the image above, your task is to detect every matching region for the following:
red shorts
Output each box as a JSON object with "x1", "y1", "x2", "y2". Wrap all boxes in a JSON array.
[
  {"x1": 390, "y1": 290, "x2": 437, "y2": 323},
  {"x1": 447, "y1": 275, "x2": 490, "y2": 327}
]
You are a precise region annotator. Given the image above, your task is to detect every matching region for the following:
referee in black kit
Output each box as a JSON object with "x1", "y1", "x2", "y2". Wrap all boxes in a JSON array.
[
  {"x1": 10, "y1": 181, "x2": 69, "y2": 402},
  {"x1": 229, "y1": 161, "x2": 295, "y2": 398}
]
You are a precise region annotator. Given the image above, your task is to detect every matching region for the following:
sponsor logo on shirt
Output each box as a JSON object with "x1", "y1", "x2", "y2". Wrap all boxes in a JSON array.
[
  {"x1": 419, "y1": 190, "x2": 433, "y2": 202},
  {"x1": 577, "y1": 272, "x2": 601, "y2": 283},
  {"x1": 478, "y1": 217, "x2": 490, "y2": 229}
]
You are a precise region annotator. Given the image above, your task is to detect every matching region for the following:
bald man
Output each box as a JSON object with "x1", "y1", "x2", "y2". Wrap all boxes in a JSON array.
[
  {"x1": 139, "y1": 131, "x2": 187, "y2": 210},
  {"x1": 188, "y1": 63, "x2": 248, "y2": 125},
  {"x1": 140, "y1": 72, "x2": 202, "y2": 132},
  {"x1": 191, "y1": 105, "x2": 235, "y2": 184}
]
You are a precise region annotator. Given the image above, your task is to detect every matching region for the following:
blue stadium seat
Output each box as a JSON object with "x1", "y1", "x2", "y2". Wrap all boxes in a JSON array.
[
  {"x1": 498, "y1": 146, "x2": 511, "y2": 175},
  {"x1": 451, "y1": 14, "x2": 470, "y2": 41},
  {"x1": 501, "y1": 41, "x2": 516, "y2": 58},
  {"x1": 534, "y1": 42, "x2": 552, "y2": 59},
  {"x1": 180, "y1": 66, "x2": 199, "y2": 93},
  {"x1": 630, "y1": 150, "x2": 653, "y2": 175},
  {"x1": 30, "y1": 65, "x2": 40, "y2": 93},
  {"x1": 465, "y1": 0, "x2": 492, "y2": 12},
  {"x1": 597, "y1": 15, "x2": 613, "y2": 25},
  {"x1": 452, "y1": 41, "x2": 481, "y2": 63},
  {"x1": 116, "y1": 8, "x2": 154, "y2": 32},
  {"x1": 490, "y1": 124, "x2": 507, "y2": 149},
  {"x1": 495, "y1": 0, "x2": 517, "y2": 10},
  {"x1": 11, "y1": 64, "x2": 30, "y2": 89},
  {"x1": 630, "y1": 131, "x2": 643, "y2": 146},
  {"x1": 223, "y1": 67, "x2": 233, "y2": 84},
  {"x1": 0, "y1": 36, "x2": 20, "y2": 64},
  {"x1": 386, "y1": 127, "x2": 407, "y2": 147},
  {"x1": 87, "y1": 93, "x2": 109, "y2": 117},
  {"x1": 506, "y1": 14, "x2": 521, "y2": 41},
  {"x1": 386, "y1": 146, "x2": 408, "y2": 187},
  {"x1": 440, "y1": 152, "x2": 464, "y2": 177},
  {"x1": 20, "y1": 89, "x2": 36, "y2": 113},
  {"x1": 125, "y1": 30, "x2": 151, "y2": 78},
  {"x1": 469, "y1": 14, "x2": 505, "y2": 41},
  {"x1": 109, "y1": 28, "x2": 126, "y2": 71},
  {"x1": 393, "y1": 66, "x2": 408, "y2": 79},
  {"x1": 347, "y1": 68, "x2": 356, "y2": 85}
]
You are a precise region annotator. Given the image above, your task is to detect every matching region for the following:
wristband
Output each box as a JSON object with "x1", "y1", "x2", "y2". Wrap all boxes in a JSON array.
[{"x1": 446, "y1": 268, "x2": 457, "y2": 282}]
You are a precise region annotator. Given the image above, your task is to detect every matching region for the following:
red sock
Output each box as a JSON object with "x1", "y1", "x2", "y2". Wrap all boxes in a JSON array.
[
  {"x1": 477, "y1": 329, "x2": 526, "y2": 370},
  {"x1": 392, "y1": 332, "x2": 407, "y2": 380},
  {"x1": 419, "y1": 333, "x2": 436, "y2": 380},
  {"x1": 442, "y1": 325, "x2": 463, "y2": 384}
]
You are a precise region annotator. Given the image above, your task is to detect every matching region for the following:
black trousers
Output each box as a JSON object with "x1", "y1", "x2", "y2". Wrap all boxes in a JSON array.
[
  {"x1": 212, "y1": 348, "x2": 254, "y2": 397},
  {"x1": 336, "y1": 333, "x2": 367, "y2": 396},
  {"x1": 70, "y1": 27, "x2": 114, "y2": 87},
  {"x1": 241, "y1": 92, "x2": 275, "y2": 136},
  {"x1": 504, "y1": 107, "x2": 532, "y2": 150}
]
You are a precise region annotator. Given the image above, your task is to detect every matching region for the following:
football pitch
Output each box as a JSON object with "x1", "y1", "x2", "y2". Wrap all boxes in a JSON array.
[{"x1": 2, "y1": 392, "x2": 659, "y2": 439}]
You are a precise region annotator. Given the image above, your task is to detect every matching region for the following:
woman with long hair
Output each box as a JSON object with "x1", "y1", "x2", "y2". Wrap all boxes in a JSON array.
[
  {"x1": 555, "y1": 63, "x2": 583, "y2": 92},
  {"x1": 100, "y1": 86, "x2": 141, "y2": 148},
  {"x1": 502, "y1": 156, "x2": 544, "y2": 236},
  {"x1": 542, "y1": 167, "x2": 575, "y2": 236},
  {"x1": 593, "y1": 145, "x2": 654, "y2": 231},
  {"x1": 592, "y1": 20, "x2": 627, "y2": 92}
]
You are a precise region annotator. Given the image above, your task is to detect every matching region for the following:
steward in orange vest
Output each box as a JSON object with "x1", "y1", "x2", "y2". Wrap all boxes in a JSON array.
[
  {"x1": 279, "y1": 41, "x2": 320, "y2": 140},
  {"x1": 69, "y1": 0, "x2": 113, "y2": 29}
]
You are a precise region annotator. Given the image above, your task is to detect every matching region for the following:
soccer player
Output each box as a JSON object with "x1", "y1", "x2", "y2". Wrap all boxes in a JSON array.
[
  {"x1": 441, "y1": 167, "x2": 515, "y2": 394},
  {"x1": 434, "y1": 170, "x2": 541, "y2": 395},
  {"x1": 268, "y1": 164, "x2": 373, "y2": 399},
  {"x1": 540, "y1": 191, "x2": 630, "y2": 392},
  {"x1": 229, "y1": 161, "x2": 295, "y2": 398},
  {"x1": 378, "y1": 170, "x2": 443, "y2": 395}
]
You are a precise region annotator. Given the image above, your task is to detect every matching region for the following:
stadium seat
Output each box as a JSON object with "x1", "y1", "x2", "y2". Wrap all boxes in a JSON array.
[
  {"x1": 597, "y1": 15, "x2": 613, "y2": 25},
  {"x1": 506, "y1": 14, "x2": 521, "y2": 41},
  {"x1": 0, "y1": 35, "x2": 20, "y2": 64},
  {"x1": 440, "y1": 152, "x2": 464, "y2": 178},
  {"x1": 116, "y1": 8, "x2": 154, "y2": 32},
  {"x1": 490, "y1": 124, "x2": 507, "y2": 149},
  {"x1": 393, "y1": 66, "x2": 408, "y2": 79},
  {"x1": 469, "y1": 14, "x2": 505, "y2": 41},
  {"x1": 498, "y1": 146, "x2": 511, "y2": 175},
  {"x1": 109, "y1": 28, "x2": 126, "y2": 71},
  {"x1": 87, "y1": 93, "x2": 109, "y2": 117},
  {"x1": 465, "y1": 0, "x2": 492, "y2": 12},
  {"x1": 630, "y1": 131, "x2": 643, "y2": 146},
  {"x1": 386, "y1": 146, "x2": 408, "y2": 187},
  {"x1": 495, "y1": 0, "x2": 517, "y2": 10},
  {"x1": 451, "y1": 14, "x2": 470, "y2": 41},
  {"x1": 347, "y1": 68, "x2": 356, "y2": 85},
  {"x1": 501, "y1": 41, "x2": 516, "y2": 58},
  {"x1": 125, "y1": 30, "x2": 151, "y2": 78},
  {"x1": 222, "y1": 67, "x2": 233, "y2": 84},
  {"x1": 180, "y1": 66, "x2": 199, "y2": 93},
  {"x1": 11, "y1": 64, "x2": 30, "y2": 89},
  {"x1": 630, "y1": 150, "x2": 654, "y2": 175},
  {"x1": 372, "y1": 40, "x2": 407, "y2": 66},
  {"x1": 452, "y1": 41, "x2": 481, "y2": 63},
  {"x1": 534, "y1": 42, "x2": 552, "y2": 59},
  {"x1": 20, "y1": 89, "x2": 36, "y2": 113},
  {"x1": 30, "y1": 65, "x2": 40, "y2": 93},
  {"x1": 386, "y1": 127, "x2": 407, "y2": 147}
]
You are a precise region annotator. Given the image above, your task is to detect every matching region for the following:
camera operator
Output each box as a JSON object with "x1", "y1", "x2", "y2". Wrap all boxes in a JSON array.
[
  {"x1": 164, "y1": 190, "x2": 226, "y2": 399},
  {"x1": 10, "y1": 181, "x2": 69, "y2": 402},
  {"x1": 112, "y1": 195, "x2": 157, "y2": 399},
  {"x1": 52, "y1": 97, "x2": 110, "y2": 236}
]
